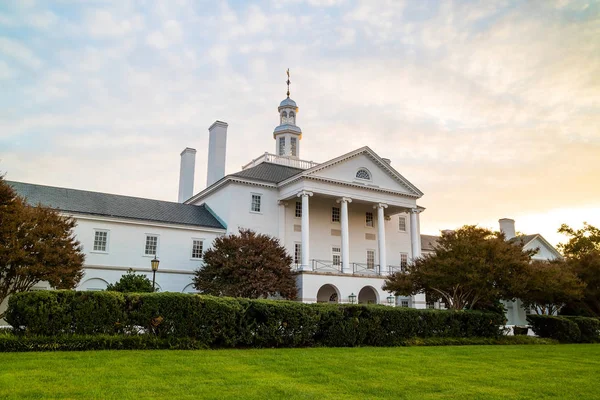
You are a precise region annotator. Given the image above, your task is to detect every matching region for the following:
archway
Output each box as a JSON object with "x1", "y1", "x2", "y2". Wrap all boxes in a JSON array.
[
  {"x1": 316, "y1": 284, "x2": 340, "y2": 303},
  {"x1": 358, "y1": 286, "x2": 379, "y2": 305},
  {"x1": 78, "y1": 278, "x2": 109, "y2": 291}
]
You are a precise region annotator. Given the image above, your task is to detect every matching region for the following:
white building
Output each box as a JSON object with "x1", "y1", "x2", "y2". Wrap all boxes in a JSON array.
[{"x1": 7, "y1": 91, "x2": 427, "y2": 308}]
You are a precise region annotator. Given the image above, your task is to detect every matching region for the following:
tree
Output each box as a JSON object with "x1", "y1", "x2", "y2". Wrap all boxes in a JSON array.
[
  {"x1": 558, "y1": 222, "x2": 600, "y2": 258},
  {"x1": 383, "y1": 226, "x2": 534, "y2": 310},
  {"x1": 519, "y1": 260, "x2": 585, "y2": 315},
  {"x1": 193, "y1": 229, "x2": 297, "y2": 299},
  {"x1": 557, "y1": 223, "x2": 600, "y2": 316},
  {"x1": 0, "y1": 175, "x2": 84, "y2": 319},
  {"x1": 106, "y1": 269, "x2": 155, "y2": 292}
]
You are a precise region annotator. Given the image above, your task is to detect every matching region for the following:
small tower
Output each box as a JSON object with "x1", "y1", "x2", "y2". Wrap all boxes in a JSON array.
[{"x1": 273, "y1": 69, "x2": 302, "y2": 158}]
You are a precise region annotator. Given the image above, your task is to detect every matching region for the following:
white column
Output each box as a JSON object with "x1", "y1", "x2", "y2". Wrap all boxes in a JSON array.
[
  {"x1": 278, "y1": 201, "x2": 287, "y2": 244},
  {"x1": 297, "y1": 191, "x2": 313, "y2": 271},
  {"x1": 410, "y1": 208, "x2": 426, "y2": 309},
  {"x1": 337, "y1": 197, "x2": 352, "y2": 274},
  {"x1": 375, "y1": 203, "x2": 388, "y2": 275}
]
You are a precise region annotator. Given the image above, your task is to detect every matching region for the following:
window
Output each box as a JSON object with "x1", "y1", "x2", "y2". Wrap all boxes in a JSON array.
[
  {"x1": 281, "y1": 111, "x2": 288, "y2": 124},
  {"x1": 191, "y1": 239, "x2": 203, "y2": 259},
  {"x1": 365, "y1": 212, "x2": 374, "y2": 227},
  {"x1": 278, "y1": 137, "x2": 285, "y2": 155},
  {"x1": 294, "y1": 243, "x2": 302, "y2": 265},
  {"x1": 290, "y1": 137, "x2": 297, "y2": 157},
  {"x1": 331, "y1": 207, "x2": 340, "y2": 222},
  {"x1": 145, "y1": 235, "x2": 158, "y2": 256},
  {"x1": 295, "y1": 201, "x2": 302, "y2": 218},
  {"x1": 400, "y1": 253, "x2": 408, "y2": 269},
  {"x1": 399, "y1": 216, "x2": 406, "y2": 232},
  {"x1": 356, "y1": 168, "x2": 371, "y2": 180},
  {"x1": 367, "y1": 249, "x2": 375, "y2": 269},
  {"x1": 289, "y1": 111, "x2": 295, "y2": 124},
  {"x1": 401, "y1": 300, "x2": 409, "y2": 308},
  {"x1": 332, "y1": 246, "x2": 341, "y2": 266},
  {"x1": 251, "y1": 194, "x2": 261, "y2": 212},
  {"x1": 93, "y1": 230, "x2": 108, "y2": 252}
]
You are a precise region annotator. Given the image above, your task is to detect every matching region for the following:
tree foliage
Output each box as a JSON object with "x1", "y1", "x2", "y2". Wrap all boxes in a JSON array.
[
  {"x1": 193, "y1": 229, "x2": 297, "y2": 300},
  {"x1": 519, "y1": 260, "x2": 585, "y2": 315},
  {"x1": 106, "y1": 269, "x2": 155, "y2": 293},
  {"x1": 556, "y1": 223, "x2": 600, "y2": 317},
  {"x1": 0, "y1": 175, "x2": 84, "y2": 319},
  {"x1": 383, "y1": 226, "x2": 534, "y2": 310}
]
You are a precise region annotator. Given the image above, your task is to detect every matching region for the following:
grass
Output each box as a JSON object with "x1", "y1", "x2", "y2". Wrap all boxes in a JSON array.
[{"x1": 1, "y1": 345, "x2": 599, "y2": 399}]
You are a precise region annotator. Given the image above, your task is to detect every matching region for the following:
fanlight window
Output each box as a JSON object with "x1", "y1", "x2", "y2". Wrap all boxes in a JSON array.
[{"x1": 356, "y1": 169, "x2": 371, "y2": 180}]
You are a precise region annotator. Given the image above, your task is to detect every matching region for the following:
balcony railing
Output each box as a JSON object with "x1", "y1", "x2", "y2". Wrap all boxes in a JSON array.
[
  {"x1": 292, "y1": 261, "x2": 405, "y2": 277},
  {"x1": 241, "y1": 152, "x2": 320, "y2": 170}
]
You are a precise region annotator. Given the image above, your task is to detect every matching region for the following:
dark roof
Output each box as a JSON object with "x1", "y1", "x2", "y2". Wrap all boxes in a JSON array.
[
  {"x1": 8, "y1": 181, "x2": 226, "y2": 230},
  {"x1": 509, "y1": 234, "x2": 538, "y2": 246},
  {"x1": 230, "y1": 162, "x2": 303, "y2": 184},
  {"x1": 421, "y1": 234, "x2": 440, "y2": 251}
]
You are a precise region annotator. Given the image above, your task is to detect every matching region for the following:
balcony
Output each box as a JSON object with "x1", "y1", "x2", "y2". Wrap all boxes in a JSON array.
[
  {"x1": 292, "y1": 260, "x2": 407, "y2": 277},
  {"x1": 242, "y1": 152, "x2": 320, "y2": 170}
]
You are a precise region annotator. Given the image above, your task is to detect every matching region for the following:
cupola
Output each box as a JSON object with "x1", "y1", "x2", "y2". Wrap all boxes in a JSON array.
[{"x1": 273, "y1": 69, "x2": 302, "y2": 158}]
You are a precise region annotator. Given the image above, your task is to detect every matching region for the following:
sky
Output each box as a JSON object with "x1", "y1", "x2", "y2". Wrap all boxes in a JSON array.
[{"x1": 0, "y1": 0, "x2": 599, "y2": 247}]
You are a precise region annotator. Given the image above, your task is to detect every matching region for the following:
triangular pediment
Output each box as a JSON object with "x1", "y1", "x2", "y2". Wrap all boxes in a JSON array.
[
  {"x1": 299, "y1": 147, "x2": 423, "y2": 197},
  {"x1": 524, "y1": 236, "x2": 562, "y2": 261}
]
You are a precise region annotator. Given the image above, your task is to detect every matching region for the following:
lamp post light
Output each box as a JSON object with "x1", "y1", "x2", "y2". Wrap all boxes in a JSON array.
[
  {"x1": 150, "y1": 255, "x2": 160, "y2": 292},
  {"x1": 349, "y1": 293, "x2": 356, "y2": 304},
  {"x1": 387, "y1": 295, "x2": 395, "y2": 306}
]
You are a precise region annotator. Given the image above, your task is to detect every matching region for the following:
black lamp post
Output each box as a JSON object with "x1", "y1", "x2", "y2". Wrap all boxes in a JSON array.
[
  {"x1": 150, "y1": 255, "x2": 160, "y2": 292},
  {"x1": 349, "y1": 293, "x2": 356, "y2": 304},
  {"x1": 387, "y1": 295, "x2": 395, "y2": 306}
]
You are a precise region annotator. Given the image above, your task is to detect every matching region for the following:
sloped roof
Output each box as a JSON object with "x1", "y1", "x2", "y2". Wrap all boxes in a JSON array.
[
  {"x1": 421, "y1": 234, "x2": 440, "y2": 251},
  {"x1": 8, "y1": 181, "x2": 226, "y2": 229},
  {"x1": 509, "y1": 234, "x2": 538, "y2": 246},
  {"x1": 230, "y1": 162, "x2": 304, "y2": 184}
]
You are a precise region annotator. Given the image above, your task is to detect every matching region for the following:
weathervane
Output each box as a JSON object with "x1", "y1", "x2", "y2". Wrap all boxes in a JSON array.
[{"x1": 286, "y1": 68, "x2": 291, "y2": 98}]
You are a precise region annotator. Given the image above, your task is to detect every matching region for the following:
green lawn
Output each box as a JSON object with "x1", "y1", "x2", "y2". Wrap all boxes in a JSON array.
[{"x1": 1, "y1": 345, "x2": 599, "y2": 399}]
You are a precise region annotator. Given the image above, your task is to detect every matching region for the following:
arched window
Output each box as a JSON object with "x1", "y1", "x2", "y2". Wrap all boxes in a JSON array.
[
  {"x1": 289, "y1": 111, "x2": 295, "y2": 124},
  {"x1": 356, "y1": 168, "x2": 371, "y2": 180}
]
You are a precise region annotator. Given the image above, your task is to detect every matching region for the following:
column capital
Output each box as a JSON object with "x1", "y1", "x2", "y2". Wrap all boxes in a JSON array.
[
  {"x1": 374, "y1": 203, "x2": 388, "y2": 209},
  {"x1": 297, "y1": 190, "x2": 314, "y2": 198},
  {"x1": 336, "y1": 197, "x2": 352, "y2": 204},
  {"x1": 277, "y1": 200, "x2": 288, "y2": 206},
  {"x1": 410, "y1": 208, "x2": 421, "y2": 214}
]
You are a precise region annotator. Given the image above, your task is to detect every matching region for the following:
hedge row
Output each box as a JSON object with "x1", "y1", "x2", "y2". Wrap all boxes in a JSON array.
[
  {"x1": 7, "y1": 291, "x2": 505, "y2": 348},
  {"x1": 0, "y1": 333, "x2": 555, "y2": 352},
  {"x1": 526, "y1": 315, "x2": 600, "y2": 343}
]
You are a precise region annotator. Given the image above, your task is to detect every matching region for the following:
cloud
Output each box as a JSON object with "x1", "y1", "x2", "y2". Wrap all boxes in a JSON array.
[
  {"x1": 85, "y1": 9, "x2": 143, "y2": 38},
  {"x1": 0, "y1": 37, "x2": 42, "y2": 69}
]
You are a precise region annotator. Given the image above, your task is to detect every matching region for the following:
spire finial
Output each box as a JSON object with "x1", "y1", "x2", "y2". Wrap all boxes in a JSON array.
[{"x1": 286, "y1": 68, "x2": 290, "y2": 98}]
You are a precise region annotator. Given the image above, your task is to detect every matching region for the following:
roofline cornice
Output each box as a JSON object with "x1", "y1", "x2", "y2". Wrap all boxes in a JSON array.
[
  {"x1": 186, "y1": 177, "x2": 278, "y2": 204},
  {"x1": 278, "y1": 175, "x2": 421, "y2": 199},
  {"x1": 63, "y1": 212, "x2": 226, "y2": 233}
]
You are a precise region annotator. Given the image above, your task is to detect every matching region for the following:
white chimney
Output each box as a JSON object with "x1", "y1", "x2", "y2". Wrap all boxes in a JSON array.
[
  {"x1": 178, "y1": 147, "x2": 196, "y2": 203},
  {"x1": 207, "y1": 120, "x2": 228, "y2": 187},
  {"x1": 499, "y1": 218, "x2": 516, "y2": 240}
]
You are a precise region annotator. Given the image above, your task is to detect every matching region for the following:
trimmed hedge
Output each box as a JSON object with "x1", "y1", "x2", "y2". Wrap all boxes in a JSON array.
[
  {"x1": 0, "y1": 333, "x2": 555, "y2": 352},
  {"x1": 7, "y1": 291, "x2": 505, "y2": 348},
  {"x1": 527, "y1": 315, "x2": 600, "y2": 343}
]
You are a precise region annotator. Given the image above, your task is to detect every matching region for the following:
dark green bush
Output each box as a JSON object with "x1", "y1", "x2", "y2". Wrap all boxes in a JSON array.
[
  {"x1": 7, "y1": 291, "x2": 504, "y2": 348},
  {"x1": 562, "y1": 316, "x2": 600, "y2": 343},
  {"x1": 527, "y1": 315, "x2": 581, "y2": 343}
]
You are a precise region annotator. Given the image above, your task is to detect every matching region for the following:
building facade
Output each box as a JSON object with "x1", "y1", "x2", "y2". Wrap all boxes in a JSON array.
[{"x1": 6, "y1": 91, "x2": 427, "y2": 309}]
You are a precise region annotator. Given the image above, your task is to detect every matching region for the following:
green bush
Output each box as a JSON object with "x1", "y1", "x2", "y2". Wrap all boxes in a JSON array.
[
  {"x1": 7, "y1": 291, "x2": 505, "y2": 348},
  {"x1": 562, "y1": 316, "x2": 600, "y2": 343},
  {"x1": 0, "y1": 333, "x2": 555, "y2": 352},
  {"x1": 527, "y1": 315, "x2": 581, "y2": 343}
]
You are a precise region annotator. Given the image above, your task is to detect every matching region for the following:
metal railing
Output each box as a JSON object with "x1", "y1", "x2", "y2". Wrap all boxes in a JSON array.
[
  {"x1": 311, "y1": 259, "x2": 342, "y2": 273},
  {"x1": 292, "y1": 261, "x2": 408, "y2": 276},
  {"x1": 241, "y1": 152, "x2": 320, "y2": 170},
  {"x1": 352, "y1": 262, "x2": 380, "y2": 275},
  {"x1": 387, "y1": 265, "x2": 407, "y2": 274}
]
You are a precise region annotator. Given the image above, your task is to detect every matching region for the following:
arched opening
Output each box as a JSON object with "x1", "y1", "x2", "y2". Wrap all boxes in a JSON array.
[
  {"x1": 281, "y1": 111, "x2": 288, "y2": 124},
  {"x1": 316, "y1": 284, "x2": 340, "y2": 303},
  {"x1": 356, "y1": 168, "x2": 371, "y2": 180},
  {"x1": 358, "y1": 286, "x2": 379, "y2": 305},
  {"x1": 78, "y1": 278, "x2": 109, "y2": 291},
  {"x1": 289, "y1": 111, "x2": 295, "y2": 124}
]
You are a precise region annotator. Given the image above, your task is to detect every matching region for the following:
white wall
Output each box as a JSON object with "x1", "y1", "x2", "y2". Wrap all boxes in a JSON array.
[
  {"x1": 72, "y1": 216, "x2": 224, "y2": 292},
  {"x1": 297, "y1": 273, "x2": 394, "y2": 304}
]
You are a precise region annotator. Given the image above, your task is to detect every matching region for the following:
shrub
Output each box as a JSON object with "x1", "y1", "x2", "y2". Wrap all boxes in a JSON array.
[
  {"x1": 7, "y1": 291, "x2": 505, "y2": 348},
  {"x1": 527, "y1": 315, "x2": 581, "y2": 343},
  {"x1": 562, "y1": 316, "x2": 600, "y2": 343},
  {"x1": 106, "y1": 269, "x2": 155, "y2": 293}
]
